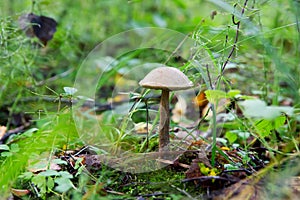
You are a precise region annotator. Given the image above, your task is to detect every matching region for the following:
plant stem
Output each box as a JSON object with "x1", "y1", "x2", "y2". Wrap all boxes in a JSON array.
[
  {"x1": 221, "y1": 0, "x2": 249, "y2": 73},
  {"x1": 211, "y1": 103, "x2": 217, "y2": 166}
]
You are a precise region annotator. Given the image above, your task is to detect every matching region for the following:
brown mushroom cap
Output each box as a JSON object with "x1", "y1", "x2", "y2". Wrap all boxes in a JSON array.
[{"x1": 139, "y1": 66, "x2": 193, "y2": 91}]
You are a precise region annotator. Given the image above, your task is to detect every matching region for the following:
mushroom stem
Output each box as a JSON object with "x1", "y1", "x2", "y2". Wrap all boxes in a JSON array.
[{"x1": 159, "y1": 89, "x2": 170, "y2": 152}]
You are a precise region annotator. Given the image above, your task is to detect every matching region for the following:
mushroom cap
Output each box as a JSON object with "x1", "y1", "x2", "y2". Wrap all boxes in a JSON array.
[{"x1": 139, "y1": 66, "x2": 193, "y2": 91}]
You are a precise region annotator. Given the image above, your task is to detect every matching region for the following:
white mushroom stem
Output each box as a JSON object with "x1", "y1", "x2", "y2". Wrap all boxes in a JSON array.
[{"x1": 159, "y1": 89, "x2": 170, "y2": 152}]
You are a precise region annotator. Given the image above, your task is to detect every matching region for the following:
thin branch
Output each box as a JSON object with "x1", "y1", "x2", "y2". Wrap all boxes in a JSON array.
[
  {"x1": 164, "y1": 33, "x2": 190, "y2": 65},
  {"x1": 181, "y1": 176, "x2": 235, "y2": 183},
  {"x1": 221, "y1": 0, "x2": 249, "y2": 73},
  {"x1": 205, "y1": 64, "x2": 213, "y2": 89},
  {"x1": 35, "y1": 68, "x2": 75, "y2": 87},
  {"x1": 197, "y1": 105, "x2": 210, "y2": 130},
  {"x1": 170, "y1": 184, "x2": 195, "y2": 200},
  {"x1": 232, "y1": 4, "x2": 240, "y2": 25},
  {"x1": 0, "y1": 122, "x2": 31, "y2": 144}
]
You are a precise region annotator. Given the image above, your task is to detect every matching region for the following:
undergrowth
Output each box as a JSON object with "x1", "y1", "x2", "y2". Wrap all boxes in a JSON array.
[{"x1": 0, "y1": 0, "x2": 299, "y2": 199}]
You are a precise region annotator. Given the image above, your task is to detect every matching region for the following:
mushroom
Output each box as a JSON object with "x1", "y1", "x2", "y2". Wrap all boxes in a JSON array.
[{"x1": 139, "y1": 66, "x2": 193, "y2": 152}]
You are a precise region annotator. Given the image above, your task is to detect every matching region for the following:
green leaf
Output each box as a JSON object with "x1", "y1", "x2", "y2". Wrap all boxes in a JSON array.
[
  {"x1": 52, "y1": 159, "x2": 68, "y2": 165},
  {"x1": 224, "y1": 163, "x2": 240, "y2": 170},
  {"x1": 1, "y1": 151, "x2": 12, "y2": 157},
  {"x1": 39, "y1": 170, "x2": 60, "y2": 177},
  {"x1": 255, "y1": 115, "x2": 287, "y2": 137},
  {"x1": 47, "y1": 177, "x2": 55, "y2": 190},
  {"x1": 255, "y1": 119, "x2": 273, "y2": 137},
  {"x1": 74, "y1": 157, "x2": 84, "y2": 170},
  {"x1": 59, "y1": 171, "x2": 73, "y2": 179},
  {"x1": 225, "y1": 131, "x2": 238, "y2": 144},
  {"x1": 22, "y1": 128, "x2": 39, "y2": 137},
  {"x1": 216, "y1": 137, "x2": 227, "y2": 145},
  {"x1": 18, "y1": 172, "x2": 34, "y2": 180},
  {"x1": 199, "y1": 163, "x2": 210, "y2": 175},
  {"x1": 205, "y1": 90, "x2": 227, "y2": 104},
  {"x1": 0, "y1": 144, "x2": 9, "y2": 151},
  {"x1": 237, "y1": 131, "x2": 250, "y2": 140},
  {"x1": 10, "y1": 144, "x2": 19, "y2": 153},
  {"x1": 227, "y1": 89, "x2": 241, "y2": 98},
  {"x1": 32, "y1": 175, "x2": 46, "y2": 194},
  {"x1": 75, "y1": 165, "x2": 85, "y2": 177},
  {"x1": 54, "y1": 177, "x2": 75, "y2": 193},
  {"x1": 63, "y1": 87, "x2": 78, "y2": 95},
  {"x1": 239, "y1": 99, "x2": 293, "y2": 119},
  {"x1": 274, "y1": 115, "x2": 286, "y2": 129}
]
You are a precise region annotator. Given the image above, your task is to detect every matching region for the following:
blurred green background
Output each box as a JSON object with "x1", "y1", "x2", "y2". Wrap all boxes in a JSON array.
[{"x1": 1, "y1": 0, "x2": 298, "y2": 99}]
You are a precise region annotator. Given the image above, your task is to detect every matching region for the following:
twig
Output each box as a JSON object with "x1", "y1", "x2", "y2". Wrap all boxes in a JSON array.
[
  {"x1": 170, "y1": 184, "x2": 196, "y2": 200},
  {"x1": 221, "y1": 0, "x2": 249, "y2": 73},
  {"x1": 156, "y1": 158, "x2": 190, "y2": 169},
  {"x1": 181, "y1": 176, "x2": 235, "y2": 183},
  {"x1": 205, "y1": 64, "x2": 213, "y2": 89},
  {"x1": 231, "y1": 4, "x2": 240, "y2": 25},
  {"x1": 73, "y1": 146, "x2": 89, "y2": 156},
  {"x1": 138, "y1": 192, "x2": 169, "y2": 198},
  {"x1": 35, "y1": 68, "x2": 75, "y2": 87},
  {"x1": 197, "y1": 105, "x2": 210, "y2": 130},
  {"x1": 9, "y1": 96, "x2": 113, "y2": 112},
  {"x1": 164, "y1": 33, "x2": 190, "y2": 65},
  {"x1": 222, "y1": 168, "x2": 253, "y2": 175},
  {"x1": 106, "y1": 190, "x2": 125, "y2": 195},
  {"x1": 0, "y1": 122, "x2": 31, "y2": 144}
]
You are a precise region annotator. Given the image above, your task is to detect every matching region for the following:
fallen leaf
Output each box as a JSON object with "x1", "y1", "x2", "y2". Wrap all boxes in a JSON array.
[
  {"x1": 174, "y1": 129, "x2": 201, "y2": 140},
  {"x1": 0, "y1": 126, "x2": 7, "y2": 139},
  {"x1": 83, "y1": 183, "x2": 107, "y2": 199},
  {"x1": 28, "y1": 157, "x2": 61, "y2": 173},
  {"x1": 172, "y1": 95, "x2": 187, "y2": 123},
  {"x1": 202, "y1": 98, "x2": 231, "y2": 118},
  {"x1": 134, "y1": 122, "x2": 153, "y2": 134},
  {"x1": 185, "y1": 158, "x2": 202, "y2": 179},
  {"x1": 19, "y1": 13, "x2": 57, "y2": 45},
  {"x1": 193, "y1": 90, "x2": 208, "y2": 107},
  {"x1": 10, "y1": 188, "x2": 30, "y2": 197},
  {"x1": 213, "y1": 156, "x2": 300, "y2": 200}
]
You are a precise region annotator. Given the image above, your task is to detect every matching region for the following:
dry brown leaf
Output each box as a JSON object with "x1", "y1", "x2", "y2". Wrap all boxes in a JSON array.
[
  {"x1": 82, "y1": 183, "x2": 107, "y2": 199},
  {"x1": 28, "y1": 157, "x2": 61, "y2": 173},
  {"x1": 171, "y1": 95, "x2": 187, "y2": 123},
  {"x1": 185, "y1": 158, "x2": 202, "y2": 179},
  {"x1": 134, "y1": 122, "x2": 153, "y2": 134},
  {"x1": 213, "y1": 156, "x2": 300, "y2": 200},
  {"x1": 289, "y1": 176, "x2": 300, "y2": 196},
  {"x1": 202, "y1": 98, "x2": 231, "y2": 118},
  {"x1": 10, "y1": 188, "x2": 30, "y2": 197},
  {"x1": 0, "y1": 126, "x2": 7, "y2": 139},
  {"x1": 173, "y1": 129, "x2": 201, "y2": 140},
  {"x1": 193, "y1": 90, "x2": 208, "y2": 108},
  {"x1": 18, "y1": 13, "x2": 57, "y2": 46},
  {"x1": 157, "y1": 158, "x2": 190, "y2": 169},
  {"x1": 212, "y1": 177, "x2": 259, "y2": 200},
  {"x1": 198, "y1": 146, "x2": 212, "y2": 168}
]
